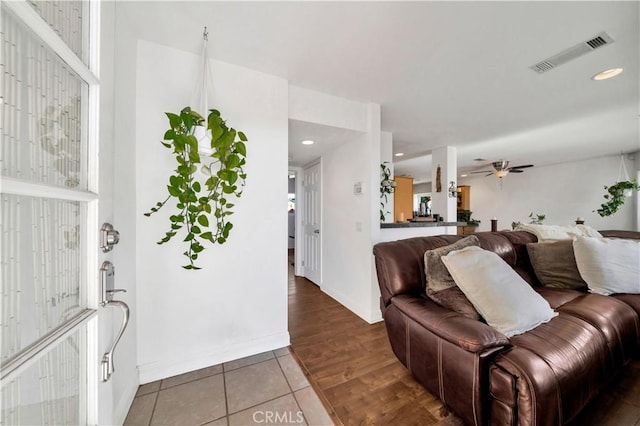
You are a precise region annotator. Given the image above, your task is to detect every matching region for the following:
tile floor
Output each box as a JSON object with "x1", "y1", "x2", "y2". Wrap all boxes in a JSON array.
[{"x1": 124, "y1": 347, "x2": 334, "y2": 426}]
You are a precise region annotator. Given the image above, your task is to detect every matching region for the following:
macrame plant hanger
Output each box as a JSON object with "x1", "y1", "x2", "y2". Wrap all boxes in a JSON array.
[
  {"x1": 193, "y1": 26, "x2": 214, "y2": 155},
  {"x1": 616, "y1": 153, "x2": 633, "y2": 197}
]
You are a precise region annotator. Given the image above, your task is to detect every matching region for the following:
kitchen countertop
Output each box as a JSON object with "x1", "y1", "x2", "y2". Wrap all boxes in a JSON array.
[{"x1": 380, "y1": 221, "x2": 468, "y2": 228}]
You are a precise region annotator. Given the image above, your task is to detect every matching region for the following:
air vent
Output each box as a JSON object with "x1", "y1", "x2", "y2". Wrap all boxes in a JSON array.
[{"x1": 529, "y1": 31, "x2": 615, "y2": 74}]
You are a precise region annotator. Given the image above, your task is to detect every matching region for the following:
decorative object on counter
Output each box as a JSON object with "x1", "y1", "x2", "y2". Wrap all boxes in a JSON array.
[
  {"x1": 435, "y1": 165, "x2": 442, "y2": 192},
  {"x1": 491, "y1": 217, "x2": 498, "y2": 232},
  {"x1": 575, "y1": 217, "x2": 585, "y2": 225},
  {"x1": 457, "y1": 210, "x2": 481, "y2": 226},
  {"x1": 448, "y1": 181, "x2": 459, "y2": 198},
  {"x1": 594, "y1": 155, "x2": 638, "y2": 217},
  {"x1": 512, "y1": 212, "x2": 546, "y2": 230},
  {"x1": 379, "y1": 162, "x2": 397, "y2": 221},
  {"x1": 144, "y1": 106, "x2": 248, "y2": 270}
]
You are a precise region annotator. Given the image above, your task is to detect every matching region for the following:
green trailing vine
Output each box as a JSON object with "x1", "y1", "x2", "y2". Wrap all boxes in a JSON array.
[
  {"x1": 380, "y1": 162, "x2": 396, "y2": 221},
  {"x1": 595, "y1": 180, "x2": 639, "y2": 217},
  {"x1": 145, "y1": 107, "x2": 247, "y2": 270}
]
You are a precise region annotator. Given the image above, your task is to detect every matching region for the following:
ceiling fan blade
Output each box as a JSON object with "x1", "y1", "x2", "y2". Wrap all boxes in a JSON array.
[
  {"x1": 485, "y1": 172, "x2": 494, "y2": 177},
  {"x1": 509, "y1": 164, "x2": 534, "y2": 170},
  {"x1": 509, "y1": 169, "x2": 524, "y2": 173},
  {"x1": 470, "y1": 170, "x2": 493, "y2": 174}
]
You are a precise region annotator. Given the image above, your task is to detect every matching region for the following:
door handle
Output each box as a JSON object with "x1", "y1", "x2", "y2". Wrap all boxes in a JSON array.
[
  {"x1": 99, "y1": 261, "x2": 130, "y2": 382},
  {"x1": 313, "y1": 229, "x2": 320, "y2": 234}
]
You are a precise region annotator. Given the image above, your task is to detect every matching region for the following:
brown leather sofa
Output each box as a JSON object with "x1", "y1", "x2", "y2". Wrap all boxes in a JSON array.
[{"x1": 373, "y1": 231, "x2": 640, "y2": 425}]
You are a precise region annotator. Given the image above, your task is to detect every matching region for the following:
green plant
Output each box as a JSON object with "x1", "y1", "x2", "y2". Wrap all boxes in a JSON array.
[
  {"x1": 595, "y1": 180, "x2": 639, "y2": 217},
  {"x1": 528, "y1": 212, "x2": 546, "y2": 225},
  {"x1": 380, "y1": 162, "x2": 397, "y2": 221},
  {"x1": 145, "y1": 107, "x2": 247, "y2": 270},
  {"x1": 512, "y1": 212, "x2": 545, "y2": 230},
  {"x1": 457, "y1": 209, "x2": 481, "y2": 225}
]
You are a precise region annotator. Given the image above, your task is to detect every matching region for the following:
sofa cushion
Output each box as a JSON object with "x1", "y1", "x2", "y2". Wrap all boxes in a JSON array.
[
  {"x1": 526, "y1": 240, "x2": 587, "y2": 290},
  {"x1": 441, "y1": 246, "x2": 557, "y2": 337},
  {"x1": 515, "y1": 223, "x2": 602, "y2": 241},
  {"x1": 611, "y1": 293, "x2": 640, "y2": 317},
  {"x1": 491, "y1": 313, "x2": 609, "y2": 425},
  {"x1": 573, "y1": 236, "x2": 640, "y2": 295},
  {"x1": 424, "y1": 235, "x2": 480, "y2": 320}
]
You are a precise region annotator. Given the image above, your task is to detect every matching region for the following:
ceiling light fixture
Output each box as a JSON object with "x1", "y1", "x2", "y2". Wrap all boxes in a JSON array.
[
  {"x1": 301, "y1": 140, "x2": 314, "y2": 145},
  {"x1": 592, "y1": 68, "x2": 623, "y2": 81},
  {"x1": 395, "y1": 153, "x2": 404, "y2": 157},
  {"x1": 460, "y1": 174, "x2": 468, "y2": 178}
]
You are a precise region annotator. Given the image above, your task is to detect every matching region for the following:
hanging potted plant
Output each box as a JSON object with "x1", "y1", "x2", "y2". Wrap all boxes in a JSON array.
[
  {"x1": 595, "y1": 179, "x2": 639, "y2": 217},
  {"x1": 594, "y1": 155, "x2": 639, "y2": 217},
  {"x1": 145, "y1": 106, "x2": 248, "y2": 270},
  {"x1": 380, "y1": 162, "x2": 397, "y2": 221}
]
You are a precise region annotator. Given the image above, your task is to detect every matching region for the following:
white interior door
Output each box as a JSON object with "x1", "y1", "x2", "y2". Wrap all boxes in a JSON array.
[
  {"x1": 1, "y1": 1, "x2": 101, "y2": 424},
  {"x1": 302, "y1": 162, "x2": 321, "y2": 285}
]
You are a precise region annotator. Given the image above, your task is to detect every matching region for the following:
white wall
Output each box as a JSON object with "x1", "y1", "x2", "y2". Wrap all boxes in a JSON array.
[
  {"x1": 129, "y1": 40, "x2": 288, "y2": 383},
  {"x1": 289, "y1": 86, "x2": 368, "y2": 132},
  {"x1": 458, "y1": 154, "x2": 638, "y2": 232},
  {"x1": 322, "y1": 134, "x2": 375, "y2": 320}
]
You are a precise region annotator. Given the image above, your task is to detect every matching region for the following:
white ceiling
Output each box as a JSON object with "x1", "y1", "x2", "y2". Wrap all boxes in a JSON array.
[{"x1": 120, "y1": 1, "x2": 640, "y2": 181}]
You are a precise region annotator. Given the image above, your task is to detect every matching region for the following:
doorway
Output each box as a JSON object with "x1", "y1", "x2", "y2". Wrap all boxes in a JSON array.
[{"x1": 300, "y1": 161, "x2": 321, "y2": 285}]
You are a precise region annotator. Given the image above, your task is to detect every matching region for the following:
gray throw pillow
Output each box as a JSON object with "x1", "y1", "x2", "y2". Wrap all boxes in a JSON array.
[
  {"x1": 424, "y1": 235, "x2": 481, "y2": 320},
  {"x1": 526, "y1": 240, "x2": 587, "y2": 290}
]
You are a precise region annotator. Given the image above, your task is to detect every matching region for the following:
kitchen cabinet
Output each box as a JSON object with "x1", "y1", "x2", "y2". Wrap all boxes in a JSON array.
[
  {"x1": 457, "y1": 185, "x2": 470, "y2": 210},
  {"x1": 393, "y1": 176, "x2": 413, "y2": 222}
]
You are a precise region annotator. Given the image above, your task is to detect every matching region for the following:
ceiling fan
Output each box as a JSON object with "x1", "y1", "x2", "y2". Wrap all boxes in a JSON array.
[{"x1": 470, "y1": 160, "x2": 534, "y2": 178}]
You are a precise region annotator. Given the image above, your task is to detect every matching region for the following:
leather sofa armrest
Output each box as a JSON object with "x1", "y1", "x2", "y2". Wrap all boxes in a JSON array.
[{"x1": 392, "y1": 294, "x2": 509, "y2": 353}]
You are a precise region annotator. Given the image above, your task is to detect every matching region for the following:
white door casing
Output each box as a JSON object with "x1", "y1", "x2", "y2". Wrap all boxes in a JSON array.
[{"x1": 302, "y1": 161, "x2": 321, "y2": 285}]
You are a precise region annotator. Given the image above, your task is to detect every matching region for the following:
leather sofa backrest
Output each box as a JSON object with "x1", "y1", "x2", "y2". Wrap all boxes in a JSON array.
[
  {"x1": 373, "y1": 236, "x2": 457, "y2": 306},
  {"x1": 373, "y1": 231, "x2": 540, "y2": 307}
]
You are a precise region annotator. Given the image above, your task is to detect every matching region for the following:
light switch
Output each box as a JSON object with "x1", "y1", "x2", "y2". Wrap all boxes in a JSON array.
[{"x1": 353, "y1": 182, "x2": 363, "y2": 195}]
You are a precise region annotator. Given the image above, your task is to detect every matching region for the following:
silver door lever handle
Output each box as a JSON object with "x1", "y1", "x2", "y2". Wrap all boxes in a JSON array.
[{"x1": 102, "y1": 300, "x2": 130, "y2": 382}]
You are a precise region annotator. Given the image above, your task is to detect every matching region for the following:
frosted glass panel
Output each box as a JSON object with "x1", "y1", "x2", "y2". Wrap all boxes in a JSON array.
[
  {"x1": 1, "y1": 325, "x2": 86, "y2": 426},
  {"x1": 27, "y1": 0, "x2": 85, "y2": 63},
  {"x1": 1, "y1": 194, "x2": 84, "y2": 363},
  {"x1": 1, "y1": 6, "x2": 87, "y2": 189}
]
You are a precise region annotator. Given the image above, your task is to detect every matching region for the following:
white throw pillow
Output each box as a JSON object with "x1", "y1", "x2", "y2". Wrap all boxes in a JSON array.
[
  {"x1": 515, "y1": 223, "x2": 602, "y2": 241},
  {"x1": 572, "y1": 236, "x2": 640, "y2": 295},
  {"x1": 441, "y1": 246, "x2": 558, "y2": 337}
]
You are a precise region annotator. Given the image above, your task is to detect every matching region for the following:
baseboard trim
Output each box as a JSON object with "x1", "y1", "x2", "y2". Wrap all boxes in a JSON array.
[
  {"x1": 320, "y1": 286, "x2": 382, "y2": 324},
  {"x1": 114, "y1": 378, "x2": 139, "y2": 425},
  {"x1": 137, "y1": 332, "x2": 290, "y2": 384}
]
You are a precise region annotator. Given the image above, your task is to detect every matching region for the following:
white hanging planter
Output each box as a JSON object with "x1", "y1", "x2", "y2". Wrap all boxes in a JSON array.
[{"x1": 193, "y1": 125, "x2": 213, "y2": 156}]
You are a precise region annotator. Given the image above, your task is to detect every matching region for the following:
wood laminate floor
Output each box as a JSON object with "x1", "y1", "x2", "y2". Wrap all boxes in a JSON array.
[{"x1": 287, "y1": 254, "x2": 640, "y2": 426}]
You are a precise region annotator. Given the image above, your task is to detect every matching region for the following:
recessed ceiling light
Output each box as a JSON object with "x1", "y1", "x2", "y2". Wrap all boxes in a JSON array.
[
  {"x1": 460, "y1": 174, "x2": 468, "y2": 178},
  {"x1": 592, "y1": 68, "x2": 623, "y2": 81},
  {"x1": 395, "y1": 152, "x2": 404, "y2": 157},
  {"x1": 301, "y1": 139, "x2": 314, "y2": 145}
]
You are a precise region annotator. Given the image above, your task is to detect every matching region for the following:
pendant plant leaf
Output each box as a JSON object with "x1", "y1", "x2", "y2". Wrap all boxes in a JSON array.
[
  {"x1": 145, "y1": 106, "x2": 248, "y2": 269},
  {"x1": 594, "y1": 180, "x2": 639, "y2": 217}
]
